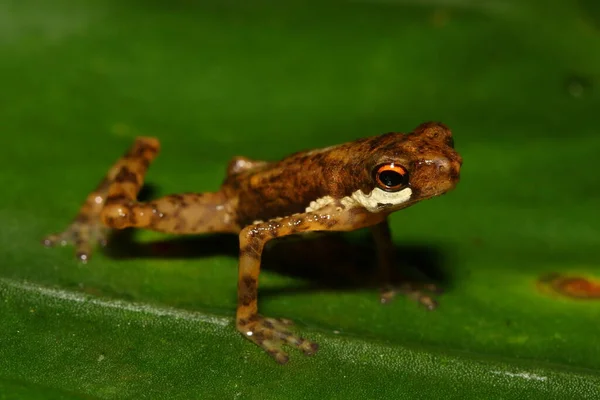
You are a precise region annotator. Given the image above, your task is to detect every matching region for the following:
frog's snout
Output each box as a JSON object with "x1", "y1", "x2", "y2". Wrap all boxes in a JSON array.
[{"x1": 434, "y1": 155, "x2": 461, "y2": 183}]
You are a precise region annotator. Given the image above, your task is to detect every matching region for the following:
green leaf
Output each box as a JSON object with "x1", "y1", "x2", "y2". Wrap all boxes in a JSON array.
[{"x1": 2, "y1": 0, "x2": 600, "y2": 398}]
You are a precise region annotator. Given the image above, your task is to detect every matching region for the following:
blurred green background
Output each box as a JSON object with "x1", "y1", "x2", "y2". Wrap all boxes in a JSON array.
[{"x1": 1, "y1": 0, "x2": 600, "y2": 398}]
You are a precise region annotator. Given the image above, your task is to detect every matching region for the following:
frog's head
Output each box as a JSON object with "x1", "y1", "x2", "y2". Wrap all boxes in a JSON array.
[{"x1": 343, "y1": 122, "x2": 462, "y2": 213}]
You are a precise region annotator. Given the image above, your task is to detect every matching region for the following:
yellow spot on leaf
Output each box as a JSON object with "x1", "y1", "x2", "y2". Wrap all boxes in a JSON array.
[{"x1": 538, "y1": 272, "x2": 600, "y2": 300}]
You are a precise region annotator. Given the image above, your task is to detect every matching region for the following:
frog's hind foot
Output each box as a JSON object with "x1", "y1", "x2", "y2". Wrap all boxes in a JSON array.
[
  {"x1": 42, "y1": 136, "x2": 160, "y2": 262},
  {"x1": 380, "y1": 282, "x2": 442, "y2": 310},
  {"x1": 42, "y1": 219, "x2": 109, "y2": 263},
  {"x1": 237, "y1": 316, "x2": 318, "y2": 364}
]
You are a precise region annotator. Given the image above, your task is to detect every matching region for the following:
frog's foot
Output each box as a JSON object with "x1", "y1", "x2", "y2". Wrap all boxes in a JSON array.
[
  {"x1": 380, "y1": 282, "x2": 442, "y2": 310},
  {"x1": 237, "y1": 316, "x2": 318, "y2": 364},
  {"x1": 42, "y1": 220, "x2": 109, "y2": 263}
]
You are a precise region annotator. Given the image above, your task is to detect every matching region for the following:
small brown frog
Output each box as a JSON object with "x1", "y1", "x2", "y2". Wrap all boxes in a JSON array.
[{"x1": 44, "y1": 122, "x2": 462, "y2": 363}]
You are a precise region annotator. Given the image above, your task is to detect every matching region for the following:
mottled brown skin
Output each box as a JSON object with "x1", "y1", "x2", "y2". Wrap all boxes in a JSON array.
[
  {"x1": 43, "y1": 122, "x2": 462, "y2": 364},
  {"x1": 228, "y1": 122, "x2": 460, "y2": 226}
]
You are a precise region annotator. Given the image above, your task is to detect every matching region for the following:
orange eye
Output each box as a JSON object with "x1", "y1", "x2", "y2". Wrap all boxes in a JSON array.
[{"x1": 373, "y1": 163, "x2": 409, "y2": 192}]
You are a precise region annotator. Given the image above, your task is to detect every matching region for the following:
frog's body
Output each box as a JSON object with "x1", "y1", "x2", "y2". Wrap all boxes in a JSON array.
[{"x1": 44, "y1": 122, "x2": 462, "y2": 364}]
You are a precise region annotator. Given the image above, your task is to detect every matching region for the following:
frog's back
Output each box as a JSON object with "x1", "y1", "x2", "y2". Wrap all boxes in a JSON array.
[
  {"x1": 223, "y1": 146, "x2": 339, "y2": 226},
  {"x1": 220, "y1": 130, "x2": 430, "y2": 227}
]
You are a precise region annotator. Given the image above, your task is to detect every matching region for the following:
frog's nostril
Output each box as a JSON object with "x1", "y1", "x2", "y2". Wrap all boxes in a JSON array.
[
  {"x1": 434, "y1": 158, "x2": 460, "y2": 180},
  {"x1": 435, "y1": 159, "x2": 450, "y2": 173}
]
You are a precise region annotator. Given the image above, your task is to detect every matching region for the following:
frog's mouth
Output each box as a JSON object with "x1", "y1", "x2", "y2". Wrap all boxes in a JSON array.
[{"x1": 408, "y1": 178, "x2": 459, "y2": 201}]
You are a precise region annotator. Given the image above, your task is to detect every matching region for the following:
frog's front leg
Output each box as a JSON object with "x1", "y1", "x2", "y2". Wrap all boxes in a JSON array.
[
  {"x1": 43, "y1": 137, "x2": 239, "y2": 261},
  {"x1": 236, "y1": 204, "x2": 378, "y2": 364},
  {"x1": 370, "y1": 219, "x2": 440, "y2": 310}
]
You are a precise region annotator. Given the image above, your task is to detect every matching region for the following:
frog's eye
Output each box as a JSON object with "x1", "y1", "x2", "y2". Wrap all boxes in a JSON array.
[{"x1": 373, "y1": 163, "x2": 409, "y2": 192}]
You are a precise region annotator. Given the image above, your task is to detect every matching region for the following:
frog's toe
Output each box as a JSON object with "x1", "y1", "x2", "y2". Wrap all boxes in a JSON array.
[
  {"x1": 413, "y1": 293, "x2": 438, "y2": 310},
  {"x1": 273, "y1": 317, "x2": 294, "y2": 326},
  {"x1": 424, "y1": 282, "x2": 444, "y2": 295},
  {"x1": 42, "y1": 234, "x2": 64, "y2": 247},
  {"x1": 74, "y1": 241, "x2": 93, "y2": 264},
  {"x1": 239, "y1": 316, "x2": 319, "y2": 363},
  {"x1": 298, "y1": 339, "x2": 319, "y2": 356},
  {"x1": 264, "y1": 342, "x2": 290, "y2": 364},
  {"x1": 42, "y1": 223, "x2": 108, "y2": 263},
  {"x1": 273, "y1": 326, "x2": 318, "y2": 356},
  {"x1": 42, "y1": 230, "x2": 76, "y2": 248},
  {"x1": 380, "y1": 282, "x2": 441, "y2": 310}
]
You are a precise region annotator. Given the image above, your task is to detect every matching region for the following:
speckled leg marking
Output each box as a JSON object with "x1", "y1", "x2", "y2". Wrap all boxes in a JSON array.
[
  {"x1": 43, "y1": 137, "x2": 238, "y2": 261},
  {"x1": 43, "y1": 137, "x2": 160, "y2": 262},
  {"x1": 370, "y1": 219, "x2": 440, "y2": 310},
  {"x1": 236, "y1": 202, "x2": 379, "y2": 364}
]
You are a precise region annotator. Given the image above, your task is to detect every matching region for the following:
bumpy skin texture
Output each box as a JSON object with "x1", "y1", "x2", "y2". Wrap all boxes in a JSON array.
[
  {"x1": 227, "y1": 122, "x2": 461, "y2": 226},
  {"x1": 44, "y1": 122, "x2": 462, "y2": 364}
]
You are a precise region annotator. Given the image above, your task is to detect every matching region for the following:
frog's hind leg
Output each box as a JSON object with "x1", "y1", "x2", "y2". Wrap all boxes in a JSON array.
[
  {"x1": 370, "y1": 219, "x2": 441, "y2": 310},
  {"x1": 43, "y1": 137, "x2": 238, "y2": 261},
  {"x1": 43, "y1": 137, "x2": 161, "y2": 261}
]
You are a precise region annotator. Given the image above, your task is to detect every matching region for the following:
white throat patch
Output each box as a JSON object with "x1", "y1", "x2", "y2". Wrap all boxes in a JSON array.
[
  {"x1": 350, "y1": 187, "x2": 412, "y2": 213},
  {"x1": 305, "y1": 187, "x2": 413, "y2": 214}
]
